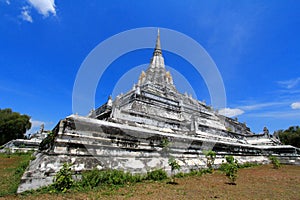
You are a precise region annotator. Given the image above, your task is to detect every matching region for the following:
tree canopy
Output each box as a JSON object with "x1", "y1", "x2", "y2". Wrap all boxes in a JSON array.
[
  {"x1": 0, "y1": 108, "x2": 31, "y2": 145},
  {"x1": 274, "y1": 126, "x2": 300, "y2": 148}
]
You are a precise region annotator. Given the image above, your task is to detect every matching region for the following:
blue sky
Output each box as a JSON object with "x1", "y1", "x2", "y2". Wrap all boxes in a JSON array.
[{"x1": 0, "y1": 0, "x2": 300, "y2": 135}]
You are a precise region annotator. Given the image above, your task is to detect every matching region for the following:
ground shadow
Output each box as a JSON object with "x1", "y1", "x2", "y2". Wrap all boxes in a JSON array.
[
  {"x1": 167, "y1": 181, "x2": 179, "y2": 185},
  {"x1": 225, "y1": 182, "x2": 236, "y2": 185}
]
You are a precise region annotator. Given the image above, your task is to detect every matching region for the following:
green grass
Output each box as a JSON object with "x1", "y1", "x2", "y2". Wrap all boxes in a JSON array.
[{"x1": 0, "y1": 152, "x2": 33, "y2": 197}]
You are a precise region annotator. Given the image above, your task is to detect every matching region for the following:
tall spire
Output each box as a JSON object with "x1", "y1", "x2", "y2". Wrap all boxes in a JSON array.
[
  {"x1": 136, "y1": 28, "x2": 176, "y2": 91},
  {"x1": 153, "y1": 29, "x2": 162, "y2": 56}
]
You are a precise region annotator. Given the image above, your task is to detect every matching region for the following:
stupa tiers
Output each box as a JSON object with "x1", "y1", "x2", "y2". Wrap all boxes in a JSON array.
[{"x1": 17, "y1": 31, "x2": 300, "y2": 193}]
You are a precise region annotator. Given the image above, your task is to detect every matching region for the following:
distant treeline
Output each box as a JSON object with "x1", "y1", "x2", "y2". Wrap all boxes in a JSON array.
[{"x1": 275, "y1": 126, "x2": 300, "y2": 148}]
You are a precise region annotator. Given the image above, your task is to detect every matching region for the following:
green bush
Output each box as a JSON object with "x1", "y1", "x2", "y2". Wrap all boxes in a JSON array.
[
  {"x1": 174, "y1": 172, "x2": 186, "y2": 178},
  {"x1": 80, "y1": 169, "x2": 145, "y2": 189},
  {"x1": 186, "y1": 168, "x2": 213, "y2": 177},
  {"x1": 220, "y1": 155, "x2": 238, "y2": 184},
  {"x1": 188, "y1": 169, "x2": 200, "y2": 176},
  {"x1": 269, "y1": 156, "x2": 281, "y2": 169},
  {"x1": 168, "y1": 157, "x2": 181, "y2": 183},
  {"x1": 160, "y1": 138, "x2": 170, "y2": 149},
  {"x1": 203, "y1": 150, "x2": 216, "y2": 170},
  {"x1": 52, "y1": 163, "x2": 74, "y2": 193},
  {"x1": 79, "y1": 169, "x2": 102, "y2": 189},
  {"x1": 146, "y1": 169, "x2": 168, "y2": 181},
  {"x1": 238, "y1": 162, "x2": 261, "y2": 169},
  {"x1": 91, "y1": 170, "x2": 128, "y2": 185}
]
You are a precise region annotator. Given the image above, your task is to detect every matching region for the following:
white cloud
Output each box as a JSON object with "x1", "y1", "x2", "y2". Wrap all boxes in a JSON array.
[
  {"x1": 278, "y1": 77, "x2": 300, "y2": 89},
  {"x1": 20, "y1": 6, "x2": 33, "y2": 23},
  {"x1": 6, "y1": 0, "x2": 10, "y2": 5},
  {"x1": 30, "y1": 119, "x2": 45, "y2": 128},
  {"x1": 28, "y1": 0, "x2": 56, "y2": 17},
  {"x1": 291, "y1": 102, "x2": 300, "y2": 109},
  {"x1": 240, "y1": 102, "x2": 286, "y2": 111},
  {"x1": 219, "y1": 108, "x2": 244, "y2": 117},
  {"x1": 26, "y1": 119, "x2": 46, "y2": 136},
  {"x1": 247, "y1": 111, "x2": 300, "y2": 119}
]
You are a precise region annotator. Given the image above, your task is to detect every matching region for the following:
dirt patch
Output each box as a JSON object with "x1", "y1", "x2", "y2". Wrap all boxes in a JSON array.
[{"x1": 1, "y1": 164, "x2": 300, "y2": 200}]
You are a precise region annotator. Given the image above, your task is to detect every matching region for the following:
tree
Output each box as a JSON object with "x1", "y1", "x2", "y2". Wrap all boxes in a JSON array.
[
  {"x1": 204, "y1": 150, "x2": 216, "y2": 171},
  {"x1": 168, "y1": 157, "x2": 181, "y2": 184},
  {"x1": 52, "y1": 163, "x2": 74, "y2": 192},
  {"x1": 274, "y1": 126, "x2": 300, "y2": 148},
  {"x1": 220, "y1": 155, "x2": 239, "y2": 185},
  {"x1": 0, "y1": 108, "x2": 31, "y2": 145}
]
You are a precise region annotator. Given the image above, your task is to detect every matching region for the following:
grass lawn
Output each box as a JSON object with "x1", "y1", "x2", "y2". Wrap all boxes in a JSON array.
[
  {"x1": 0, "y1": 152, "x2": 33, "y2": 197},
  {"x1": 0, "y1": 162, "x2": 299, "y2": 200}
]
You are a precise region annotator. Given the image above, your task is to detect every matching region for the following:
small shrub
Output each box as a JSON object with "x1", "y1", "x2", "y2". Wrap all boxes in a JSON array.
[
  {"x1": 160, "y1": 138, "x2": 170, "y2": 149},
  {"x1": 226, "y1": 127, "x2": 232, "y2": 132},
  {"x1": 220, "y1": 155, "x2": 238, "y2": 184},
  {"x1": 97, "y1": 170, "x2": 129, "y2": 186},
  {"x1": 30, "y1": 155, "x2": 36, "y2": 161},
  {"x1": 203, "y1": 150, "x2": 216, "y2": 170},
  {"x1": 188, "y1": 170, "x2": 199, "y2": 176},
  {"x1": 169, "y1": 157, "x2": 181, "y2": 172},
  {"x1": 130, "y1": 173, "x2": 145, "y2": 183},
  {"x1": 146, "y1": 169, "x2": 168, "y2": 181},
  {"x1": 52, "y1": 163, "x2": 74, "y2": 193},
  {"x1": 80, "y1": 168, "x2": 103, "y2": 189},
  {"x1": 201, "y1": 168, "x2": 213, "y2": 174},
  {"x1": 80, "y1": 169, "x2": 145, "y2": 189},
  {"x1": 168, "y1": 157, "x2": 181, "y2": 183},
  {"x1": 238, "y1": 162, "x2": 261, "y2": 169},
  {"x1": 174, "y1": 172, "x2": 185, "y2": 178},
  {"x1": 269, "y1": 156, "x2": 281, "y2": 169}
]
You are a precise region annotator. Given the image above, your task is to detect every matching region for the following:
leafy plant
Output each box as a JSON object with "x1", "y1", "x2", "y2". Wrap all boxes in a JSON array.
[
  {"x1": 52, "y1": 163, "x2": 74, "y2": 193},
  {"x1": 269, "y1": 155, "x2": 281, "y2": 169},
  {"x1": 79, "y1": 169, "x2": 145, "y2": 189},
  {"x1": 39, "y1": 131, "x2": 55, "y2": 150},
  {"x1": 174, "y1": 172, "x2": 186, "y2": 178},
  {"x1": 203, "y1": 150, "x2": 216, "y2": 171},
  {"x1": 146, "y1": 169, "x2": 168, "y2": 181},
  {"x1": 160, "y1": 138, "x2": 170, "y2": 149},
  {"x1": 168, "y1": 157, "x2": 181, "y2": 183},
  {"x1": 237, "y1": 162, "x2": 261, "y2": 169},
  {"x1": 226, "y1": 127, "x2": 232, "y2": 132},
  {"x1": 220, "y1": 155, "x2": 238, "y2": 185}
]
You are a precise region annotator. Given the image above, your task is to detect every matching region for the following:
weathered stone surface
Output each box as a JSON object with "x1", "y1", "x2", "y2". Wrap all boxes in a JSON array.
[{"x1": 17, "y1": 115, "x2": 300, "y2": 193}]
